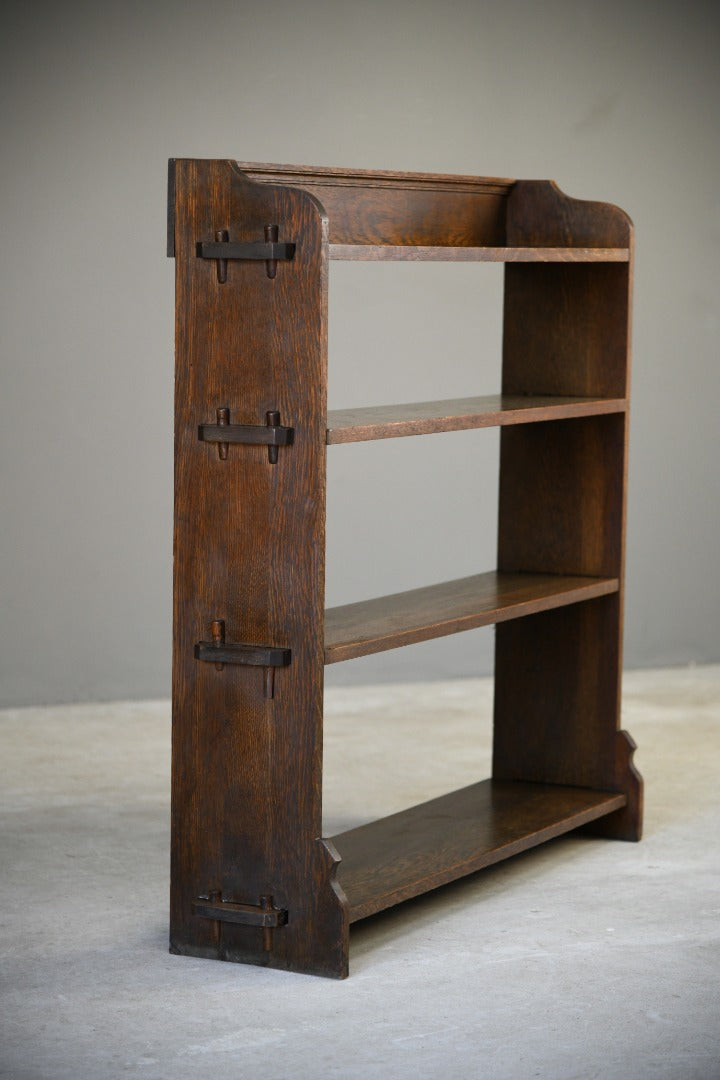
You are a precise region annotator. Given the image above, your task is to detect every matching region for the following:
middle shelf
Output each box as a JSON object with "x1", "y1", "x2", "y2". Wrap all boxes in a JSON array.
[
  {"x1": 324, "y1": 571, "x2": 618, "y2": 663},
  {"x1": 326, "y1": 394, "x2": 627, "y2": 444}
]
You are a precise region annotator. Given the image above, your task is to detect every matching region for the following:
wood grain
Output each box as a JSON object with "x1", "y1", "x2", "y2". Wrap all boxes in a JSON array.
[
  {"x1": 497, "y1": 415, "x2": 626, "y2": 579},
  {"x1": 233, "y1": 162, "x2": 511, "y2": 248},
  {"x1": 494, "y1": 597, "x2": 622, "y2": 791},
  {"x1": 502, "y1": 265, "x2": 631, "y2": 399},
  {"x1": 326, "y1": 394, "x2": 627, "y2": 444},
  {"x1": 506, "y1": 180, "x2": 632, "y2": 249},
  {"x1": 333, "y1": 780, "x2": 626, "y2": 922},
  {"x1": 233, "y1": 161, "x2": 515, "y2": 192},
  {"x1": 494, "y1": 175, "x2": 639, "y2": 839},
  {"x1": 329, "y1": 245, "x2": 629, "y2": 261},
  {"x1": 171, "y1": 160, "x2": 348, "y2": 977},
  {"x1": 170, "y1": 161, "x2": 641, "y2": 978},
  {"x1": 324, "y1": 572, "x2": 618, "y2": 664}
]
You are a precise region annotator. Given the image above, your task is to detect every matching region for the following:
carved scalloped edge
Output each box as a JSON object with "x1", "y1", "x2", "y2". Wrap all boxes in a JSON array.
[
  {"x1": 585, "y1": 729, "x2": 643, "y2": 841},
  {"x1": 228, "y1": 158, "x2": 331, "y2": 238},
  {"x1": 506, "y1": 179, "x2": 633, "y2": 249},
  {"x1": 319, "y1": 837, "x2": 349, "y2": 904},
  {"x1": 314, "y1": 837, "x2": 350, "y2": 979}
]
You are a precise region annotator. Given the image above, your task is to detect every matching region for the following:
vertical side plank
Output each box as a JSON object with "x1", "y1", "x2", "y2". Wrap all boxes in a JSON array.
[
  {"x1": 497, "y1": 414, "x2": 626, "y2": 580},
  {"x1": 505, "y1": 179, "x2": 632, "y2": 249},
  {"x1": 493, "y1": 597, "x2": 620, "y2": 792},
  {"x1": 171, "y1": 160, "x2": 348, "y2": 978},
  {"x1": 502, "y1": 263, "x2": 630, "y2": 399},
  {"x1": 495, "y1": 182, "x2": 640, "y2": 837}
]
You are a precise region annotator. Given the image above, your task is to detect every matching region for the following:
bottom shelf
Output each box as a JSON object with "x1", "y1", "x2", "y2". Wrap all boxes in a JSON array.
[{"x1": 331, "y1": 780, "x2": 626, "y2": 922}]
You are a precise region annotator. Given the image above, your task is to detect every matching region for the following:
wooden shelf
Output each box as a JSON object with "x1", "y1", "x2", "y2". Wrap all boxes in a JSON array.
[
  {"x1": 324, "y1": 571, "x2": 618, "y2": 664},
  {"x1": 327, "y1": 394, "x2": 627, "y2": 444},
  {"x1": 332, "y1": 780, "x2": 627, "y2": 922},
  {"x1": 329, "y1": 245, "x2": 629, "y2": 262}
]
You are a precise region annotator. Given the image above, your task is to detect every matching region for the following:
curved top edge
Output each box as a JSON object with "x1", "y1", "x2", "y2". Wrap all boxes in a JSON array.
[
  {"x1": 232, "y1": 160, "x2": 516, "y2": 196},
  {"x1": 545, "y1": 179, "x2": 634, "y2": 232},
  {"x1": 507, "y1": 179, "x2": 633, "y2": 246}
]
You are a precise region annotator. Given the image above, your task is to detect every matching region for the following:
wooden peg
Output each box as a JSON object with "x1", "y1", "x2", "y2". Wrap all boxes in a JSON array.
[
  {"x1": 260, "y1": 895, "x2": 274, "y2": 951},
  {"x1": 216, "y1": 407, "x2": 230, "y2": 460},
  {"x1": 264, "y1": 667, "x2": 275, "y2": 699},
  {"x1": 264, "y1": 224, "x2": 279, "y2": 278},
  {"x1": 266, "y1": 410, "x2": 281, "y2": 464},
  {"x1": 210, "y1": 619, "x2": 225, "y2": 671},
  {"x1": 215, "y1": 229, "x2": 228, "y2": 283}
]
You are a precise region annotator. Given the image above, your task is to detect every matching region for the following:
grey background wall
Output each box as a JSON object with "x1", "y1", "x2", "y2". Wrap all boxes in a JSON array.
[{"x1": 1, "y1": 0, "x2": 718, "y2": 707}]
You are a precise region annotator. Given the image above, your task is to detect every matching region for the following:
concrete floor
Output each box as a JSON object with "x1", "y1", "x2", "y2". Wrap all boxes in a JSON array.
[{"x1": 1, "y1": 666, "x2": 719, "y2": 1080}]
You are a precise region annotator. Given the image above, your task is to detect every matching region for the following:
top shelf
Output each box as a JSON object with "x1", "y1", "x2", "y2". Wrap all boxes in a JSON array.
[
  {"x1": 168, "y1": 164, "x2": 633, "y2": 257},
  {"x1": 329, "y1": 245, "x2": 629, "y2": 262},
  {"x1": 233, "y1": 161, "x2": 516, "y2": 193}
]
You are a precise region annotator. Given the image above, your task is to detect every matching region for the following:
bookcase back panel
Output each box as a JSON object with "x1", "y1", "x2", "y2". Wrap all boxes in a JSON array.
[{"x1": 232, "y1": 161, "x2": 510, "y2": 247}]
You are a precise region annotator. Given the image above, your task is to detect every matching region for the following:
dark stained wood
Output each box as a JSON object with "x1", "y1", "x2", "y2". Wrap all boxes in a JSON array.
[
  {"x1": 234, "y1": 163, "x2": 511, "y2": 247},
  {"x1": 171, "y1": 160, "x2": 347, "y2": 978},
  {"x1": 327, "y1": 394, "x2": 627, "y2": 444},
  {"x1": 333, "y1": 780, "x2": 626, "y2": 922},
  {"x1": 503, "y1": 266, "x2": 631, "y2": 399},
  {"x1": 324, "y1": 572, "x2": 618, "y2": 664},
  {"x1": 329, "y1": 244, "x2": 628, "y2": 261},
  {"x1": 506, "y1": 180, "x2": 632, "y2": 248},
  {"x1": 494, "y1": 175, "x2": 639, "y2": 838},
  {"x1": 170, "y1": 161, "x2": 641, "y2": 979},
  {"x1": 196, "y1": 239, "x2": 296, "y2": 261},
  {"x1": 167, "y1": 159, "x2": 176, "y2": 258},
  {"x1": 193, "y1": 641, "x2": 291, "y2": 668},
  {"x1": 584, "y1": 729, "x2": 643, "y2": 842},
  {"x1": 234, "y1": 161, "x2": 515, "y2": 191},
  {"x1": 198, "y1": 417, "x2": 294, "y2": 448},
  {"x1": 192, "y1": 897, "x2": 288, "y2": 928},
  {"x1": 494, "y1": 598, "x2": 622, "y2": 791},
  {"x1": 497, "y1": 415, "x2": 626, "y2": 579}
]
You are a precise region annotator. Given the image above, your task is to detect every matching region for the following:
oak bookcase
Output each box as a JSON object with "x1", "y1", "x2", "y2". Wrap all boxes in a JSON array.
[{"x1": 167, "y1": 160, "x2": 642, "y2": 978}]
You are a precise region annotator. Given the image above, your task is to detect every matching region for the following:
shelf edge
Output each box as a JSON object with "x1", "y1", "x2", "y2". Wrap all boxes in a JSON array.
[
  {"x1": 330, "y1": 781, "x2": 627, "y2": 923},
  {"x1": 324, "y1": 573, "x2": 619, "y2": 665},
  {"x1": 329, "y1": 245, "x2": 630, "y2": 262},
  {"x1": 326, "y1": 395, "x2": 628, "y2": 444}
]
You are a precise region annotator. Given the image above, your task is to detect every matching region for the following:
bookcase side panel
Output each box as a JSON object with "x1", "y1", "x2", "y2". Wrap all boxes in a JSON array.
[
  {"x1": 171, "y1": 160, "x2": 348, "y2": 977},
  {"x1": 493, "y1": 598, "x2": 620, "y2": 791},
  {"x1": 497, "y1": 414, "x2": 626, "y2": 580},
  {"x1": 502, "y1": 263, "x2": 631, "y2": 400},
  {"x1": 494, "y1": 418, "x2": 626, "y2": 796},
  {"x1": 495, "y1": 218, "x2": 640, "y2": 836},
  {"x1": 506, "y1": 179, "x2": 632, "y2": 249}
]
